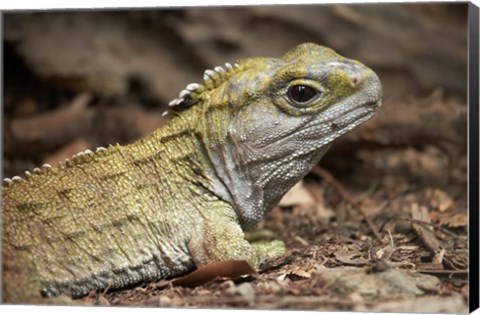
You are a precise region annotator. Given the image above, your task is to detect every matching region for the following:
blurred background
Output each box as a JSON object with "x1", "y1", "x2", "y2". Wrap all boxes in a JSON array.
[{"x1": 1, "y1": 4, "x2": 470, "y2": 311}]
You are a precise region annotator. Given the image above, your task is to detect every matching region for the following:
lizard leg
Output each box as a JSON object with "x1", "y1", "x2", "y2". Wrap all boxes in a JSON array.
[
  {"x1": 187, "y1": 202, "x2": 285, "y2": 269},
  {"x1": 250, "y1": 240, "x2": 286, "y2": 264}
]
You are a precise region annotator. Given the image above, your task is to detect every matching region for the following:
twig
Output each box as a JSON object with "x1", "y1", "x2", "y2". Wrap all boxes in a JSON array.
[
  {"x1": 411, "y1": 221, "x2": 443, "y2": 254},
  {"x1": 415, "y1": 269, "x2": 468, "y2": 275},
  {"x1": 383, "y1": 216, "x2": 461, "y2": 240},
  {"x1": 311, "y1": 166, "x2": 355, "y2": 205},
  {"x1": 310, "y1": 165, "x2": 383, "y2": 242}
]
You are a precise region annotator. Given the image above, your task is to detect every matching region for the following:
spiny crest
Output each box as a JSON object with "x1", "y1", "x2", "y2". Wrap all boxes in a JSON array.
[
  {"x1": 3, "y1": 164, "x2": 51, "y2": 187},
  {"x1": 168, "y1": 61, "x2": 242, "y2": 111},
  {"x1": 2, "y1": 145, "x2": 112, "y2": 187}
]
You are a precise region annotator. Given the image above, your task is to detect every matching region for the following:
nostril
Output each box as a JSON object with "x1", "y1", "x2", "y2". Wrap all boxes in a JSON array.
[{"x1": 349, "y1": 75, "x2": 361, "y2": 87}]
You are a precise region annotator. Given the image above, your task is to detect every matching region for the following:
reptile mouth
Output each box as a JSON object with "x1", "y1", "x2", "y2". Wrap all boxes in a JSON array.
[
  {"x1": 299, "y1": 95, "x2": 381, "y2": 138},
  {"x1": 364, "y1": 99, "x2": 382, "y2": 110},
  {"x1": 301, "y1": 104, "x2": 375, "y2": 138},
  {"x1": 339, "y1": 96, "x2": 381, "y2": 118},
  {"x1": 319, "y1": 98, "x2": 380, "y2": 127},
  {"x1": 337, "y1": 105, "x2": 375, "y2": 126}
]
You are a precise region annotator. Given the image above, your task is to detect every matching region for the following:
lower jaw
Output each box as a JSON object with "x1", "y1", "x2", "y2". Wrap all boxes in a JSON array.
[{"x1": 334, "y1": 106, "x2": 376, "y2": 130}]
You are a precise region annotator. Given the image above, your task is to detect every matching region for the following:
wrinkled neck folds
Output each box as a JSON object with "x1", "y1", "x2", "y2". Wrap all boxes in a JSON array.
[{"x1": 198, "y1": 101, "x2": 337, "y2": 230}]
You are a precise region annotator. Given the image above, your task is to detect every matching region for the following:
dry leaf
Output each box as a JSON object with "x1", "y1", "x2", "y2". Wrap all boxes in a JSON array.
[
  {"x1": 445, "y1": 213, "x2": 468, "y2": 228},
  {"x1": 427, "y1": 188, "x2": 455, "y2": 212},
  {"x1": 172, "y1": 260, "x2": 256, "y2": 288},
  {"x1": 430, "y1": 211, "x2": 468, "y2": 228},
  {"x1": 279, "y1": 180, "x2": 316, "y2": 207},
  {"x1": 287, "y1": 269, "x2": 312, "y2": 280},
  {"x1": 334, "y1": 249, "x2": 369, "y2": 266}
]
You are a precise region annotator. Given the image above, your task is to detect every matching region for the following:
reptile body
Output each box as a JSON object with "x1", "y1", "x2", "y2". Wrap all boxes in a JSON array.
[{"x1": 1, "y1": 43, "x2": 382, "y2": 304}]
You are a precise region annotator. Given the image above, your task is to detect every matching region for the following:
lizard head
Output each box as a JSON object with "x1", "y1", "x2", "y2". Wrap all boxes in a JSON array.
[{"x1": 171, "y1": 43, "x2": 382, "y2": 229}]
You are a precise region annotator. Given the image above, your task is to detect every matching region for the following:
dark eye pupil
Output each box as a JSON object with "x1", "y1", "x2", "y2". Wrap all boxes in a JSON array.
[{"x1": 288, "y1": 85, "x2": 318, "y2": 103}]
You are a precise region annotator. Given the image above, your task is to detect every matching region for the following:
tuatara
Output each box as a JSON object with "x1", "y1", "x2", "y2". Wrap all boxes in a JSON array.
[{"x1": 2, "y1": 43, "x2": 382, "y2": 304}]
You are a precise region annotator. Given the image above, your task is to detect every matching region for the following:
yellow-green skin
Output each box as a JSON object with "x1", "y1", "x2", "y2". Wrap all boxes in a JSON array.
[{"x1": 1, "y1": 43, "x2": 382, "y2": 304}]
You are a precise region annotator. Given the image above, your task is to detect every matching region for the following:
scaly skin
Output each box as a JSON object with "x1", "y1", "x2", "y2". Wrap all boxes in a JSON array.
[{"x1": 1, "y1": 43, "x2": 382, "y2": 304}]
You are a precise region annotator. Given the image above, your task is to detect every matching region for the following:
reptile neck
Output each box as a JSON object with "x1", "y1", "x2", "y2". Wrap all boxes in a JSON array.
[{"x1": 123, "y1": 109, "x2": 225, "y2": 206}]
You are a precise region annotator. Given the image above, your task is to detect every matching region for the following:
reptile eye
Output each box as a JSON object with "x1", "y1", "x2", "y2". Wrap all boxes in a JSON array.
[{"x1": 287, "y1": 85, "x2": 319, "y2": 104}]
